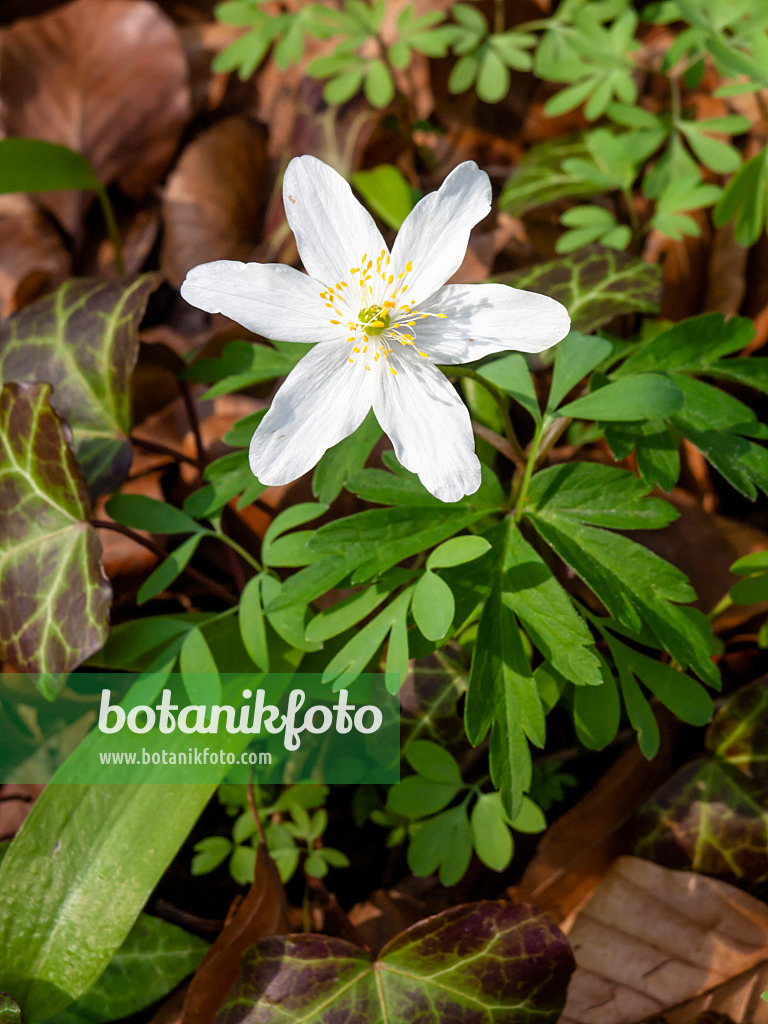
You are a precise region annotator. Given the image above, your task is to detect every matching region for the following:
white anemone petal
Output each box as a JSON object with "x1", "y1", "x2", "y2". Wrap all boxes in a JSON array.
[
  {"x1": 284, "y1": 156, "x2": 388, "y2": 288},
  {"x1": 373, "y1": 355, "x2": 481, "y2": 503},
  {"x1": 390, "y1": 162, "x2": 492, "y2": 306},
  {"x1": 181, "y1": 261, "x2": 341, "y2": 343},
  {"x1": 413, "y1": 283, "x2": 571, "y2": 363},
  {"x1": 249, "y1": 342, "x2": 377, "y2": 485}
]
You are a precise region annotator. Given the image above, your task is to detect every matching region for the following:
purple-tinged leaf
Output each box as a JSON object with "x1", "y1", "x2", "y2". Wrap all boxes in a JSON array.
[
  {"x1": 0, "y1": 275, "x2": 159, "y2": 494},
  {"x1": 634, "y1": 679, "x2": 768, "y2": 892},
  {"x1": 215, "y1": 901, "x2": 574, "y2": 1023},
  {"x1": 0, "y1": 382, "x2": 110, "y2": 680}
]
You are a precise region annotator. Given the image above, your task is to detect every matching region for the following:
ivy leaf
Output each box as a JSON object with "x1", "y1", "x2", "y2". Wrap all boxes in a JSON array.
[
  {"x1": 502, "y1": 247, "x2": 663, "y2": 334},
  {"x1": 0, "y1": 994, "x2": 22, "y2": 1024},
  {"x1": 0, "y1": 382, "x2": 110, "y2": 682},
  {"x1": 45, "y1": 915, "x2": 208, "y2": 1024},
  {"x1": 215, "y1": 902, "x2": 574, "y2": 1023},
  {"x1": 0, "y1": 276, "x2": 159, "y2": 495},
  {"x1": 634, "y1": 678, "x2": 768, "y2": 890}
]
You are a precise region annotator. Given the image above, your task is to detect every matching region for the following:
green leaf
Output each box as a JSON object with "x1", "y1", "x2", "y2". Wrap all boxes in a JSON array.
[
  {"x1": 478, "y1": 352, "x2": 541, "y2": 422},
  {"x1": 191, "y1": 836, "x2": 233, "y2": 875},
  {"x1": 260, "y1": 574, "x2": 321, "y2": 653},
  {"x1": 412, "y1": 571, "x2": 454, "y2": 641},
  {"x1": 547, "y1": 331, "x2": 614, "y2": 412},
  {"x1": 615, "y1": 313, "x2": 754, "y2": 377},
  {"x1": 45, "y1": 914, "x2": 208, "y2": 1024},
  {"x1": 0, "y1": 383, "x2": 110, "y2": 679},
  {"x1": 0, "y1": 784, "x2": 215, "y2": 1021},
  {"x1": 305, "y1": 571, "x2": 409, "y2": 643},
  {"x1": 411, "y1": 805, "x2": 474, "y2": 886},
  {"x1": 239, "y1": 574, "x2": 269, "y2": 672},
  {"x1": 321, "y1": 589, "x2": 412, "y2": 686},
  {"x1": 351, "y1": 167, "x2": 416, "y2": 231},
  {"x1": 477, "y1": 46, "x2": 510, "y2": 103},
  {"x1": 426, "y1": 535, "x2": 491, "y2": 569},
  {"x1": 471, "y1": 793, "x2": 513, "y2": 871},
  {"x1": 502, "y1": 521, "x2": 603, "y2": 687},
  {"x1": 499, "y1": 137, "x2": 607, "y2": 217},
  {"x1": 669, "y1": 375, "x2": 768, "y2": 500},
  {"x1": 180, "y1": 627, "x2": 221, "y2": 705},
  {"x1": 387, "y1": 775, "x2": 461, "y2": 819},
  {"x1": 137, "y1": 534, "x2": 204, "y2": 605},
  {"x1": 404, "y1": 740, "x2": 462, "y2": 784},
  {"x1": 573, "y1": 663, "x2": 621, "y2": 749},
  {"x1": 106, "y1": 494, "x2": 204, "y2": 535},
  {"x1": 185, "y1": 339, "x2": 306, "y2": 399},
  {"x1": 713, "y1": 145, "x2": 768, "y2": 247},
  {"x1": 0, "y1": 137, "x2": 100, "y2": 194},
  {"x1": 312, "y1": 410, "x2": 382, "y2": 504},
  {"x1": 605, "y1": 420, "x2": 680, "y2": 493},
  {"x1": 364, "y1": 60, "x2": 395, "y2": 108},
  {"x1": 558, "y1": 373, "x2": 684, "y2": 420},
  {"x1": 0, "y1": 276, "x2": 159, "y2": 495},
  {"x1": 525, "y1": 461, "x2": 677, "y2": 530},
  {"x1": 502, "y1": 248, "x2": 663, "y2": 335},
  {"x1": 308, "y1": 500, "x2": 497, "y2": 586}
]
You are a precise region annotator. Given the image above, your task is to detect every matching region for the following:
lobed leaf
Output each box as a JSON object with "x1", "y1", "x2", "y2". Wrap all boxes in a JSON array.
[{"x1": 214, "y1": 901, "x2": 574, "y2": 1024}]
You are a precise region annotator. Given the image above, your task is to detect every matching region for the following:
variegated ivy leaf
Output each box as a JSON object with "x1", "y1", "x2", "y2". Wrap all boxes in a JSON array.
[
  {"x1": 215, "y1": 901, "x2": 574, "y2": 1024},
  {"x1": 501, "y1": 247, "x2": 662, "y2": 335},
  {"x1": 0, "y1": 275, "x2": 159, "y2": 495},
  {"x1": 0, "y1": 382, "x2": 110, "y2": 683}
]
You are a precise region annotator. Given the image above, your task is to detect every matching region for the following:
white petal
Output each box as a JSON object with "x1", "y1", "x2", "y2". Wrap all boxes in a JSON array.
[
  {"x1": 412, "y1": 283, "x2": 571, "y2": 364},
  {"x1": 373, "y1": 355, "x2": 481, "y2": 503},
  {"x1": 390, "y1": 162, "x2": 492, "y2": 306},
  {"x1": 249, "y1": 342, "x2": 377, "y2": 485},
  {"x1": 283, "y1": 156, "x2": 388, "y2": 288},
  {"x1": 181, "y1": 261, "x2": 341, "y2": 343}
]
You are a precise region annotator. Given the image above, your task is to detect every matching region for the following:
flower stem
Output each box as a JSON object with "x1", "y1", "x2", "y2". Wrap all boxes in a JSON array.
[
  {"x1": 513, "y1": 419, "x2": 545, "y2": 522},
  {"x1": 212, "y1": 525, "x2": 262, "y2": 574},
  {"x1": 708, "y1": 592, "x2": 733, "y2": 621}
]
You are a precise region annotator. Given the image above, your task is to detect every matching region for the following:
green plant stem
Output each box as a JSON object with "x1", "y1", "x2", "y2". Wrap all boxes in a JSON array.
[
  {"x1": 708, "y1": 592, "x2": 733, "y2": 621},
  {"x1": 535, "y1": 415, "x2": 571, "y2": 468},
  {"x1": 213, "y1": 525, "x2": 262, "y2": 573},
  {"x1": 513, "y1": 420, "x2": 545, "y2": 522},
  {"x1": 95, "y1": 184, "x2": 124, "y2": 275},
  {"x1": 441, "y1": 365, "x2": 527, "y2": 464},
  {"x1": 493, "y1": 0, "x2": 505, "y2": 34}
]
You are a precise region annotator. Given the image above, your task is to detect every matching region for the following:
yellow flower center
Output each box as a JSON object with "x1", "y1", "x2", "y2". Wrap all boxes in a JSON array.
[{"x1": 358, "y1": 304, "x2": 391, "y2": 336}]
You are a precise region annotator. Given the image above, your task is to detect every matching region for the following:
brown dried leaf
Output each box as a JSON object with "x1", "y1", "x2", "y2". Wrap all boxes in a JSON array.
[
  {"x1": 179, "y1": 842, "x2": 289, "y2": 1024},
  {"x1": 162, "y1": 116, "x2": 268, "y2": 289},
  {"x1": 0, "y1": 194, "x2": 70, "y2": 316},
  {"x1": 560, "y1": 856, "x2": 768, "y2": 1024},
  {"x1": 517, "y1": 713, "x2": 677, "y2": 924},
  {"x1": 0, "y1": 0, "x2": 191, "y2": 235}
]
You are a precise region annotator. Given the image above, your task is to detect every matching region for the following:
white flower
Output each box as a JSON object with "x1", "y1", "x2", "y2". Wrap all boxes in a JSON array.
[{"x1": 181, "y1": 156, "x2": 570, "y2": 502}]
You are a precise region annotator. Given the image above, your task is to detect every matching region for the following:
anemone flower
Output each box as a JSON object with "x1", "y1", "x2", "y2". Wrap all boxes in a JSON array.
[{"x1": 181, "y1": 156, "x2": 570, "y2": 502}]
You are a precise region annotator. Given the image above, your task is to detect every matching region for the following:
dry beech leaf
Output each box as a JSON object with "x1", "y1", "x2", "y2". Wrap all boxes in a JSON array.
[
  {"x1": 517, "y1": 713, "x2": 677, "y2": 924},
  {"x1": 0, "y1": 194, "x2": 70, "y2": 316},
  {"x1": 179, "y1": 842, "x2": 289, "y2": 1024},
  {"x1": 0, "y1": 0, "x2": 191, "y2": 235},
  {"x1": 162, "y1": 116, "x2": 268, "y2": 289},
  {"x1": 560, "y1": 856, "x2": 768, "y2": 1024}
]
